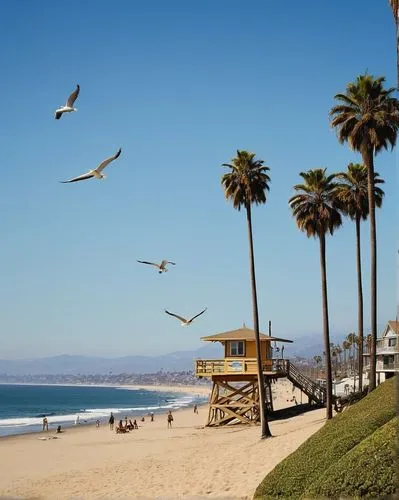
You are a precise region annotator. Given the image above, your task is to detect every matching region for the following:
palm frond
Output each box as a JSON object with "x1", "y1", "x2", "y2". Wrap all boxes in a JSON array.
[
  {"x1": 390, "y1": 0, "x2": 399, "y2": 20},
  {"x1": 335, "y1": 163, "x2": 384, "y2": 220},
  {"x1": 330, "y1": 73, "x2": 399, "y2": 155},
  {"x1": 221, "y1": 150, "x2": 271, "y2": 210},
  {"x1": 289, "y1": 168, "x2": 342, "y2": 238}
]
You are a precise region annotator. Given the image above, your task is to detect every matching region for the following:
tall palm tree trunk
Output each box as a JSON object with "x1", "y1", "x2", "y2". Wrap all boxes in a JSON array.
[
  {"x1": 363, "y1": 148, "x2": 377, "y2": 392},
  {"x1": 246, "y1": 203, "x2": 272, "y2": 438},
  {"x1": 319, "y1": 232, "x2": 333, "y2": 419},
  {"x1": 355, "y1": 215, "x2": 364, "y2": 392}
]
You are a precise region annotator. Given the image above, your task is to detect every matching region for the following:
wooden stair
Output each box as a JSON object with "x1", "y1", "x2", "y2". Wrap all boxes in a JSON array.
[{"x1": 284, "y1": 361, "x2": 326, "y2": 405}]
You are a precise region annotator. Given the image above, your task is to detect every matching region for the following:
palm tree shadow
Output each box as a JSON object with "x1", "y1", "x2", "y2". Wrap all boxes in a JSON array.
[{"x1": 269, "y1": 403, "x2": 322, "y2": 421}]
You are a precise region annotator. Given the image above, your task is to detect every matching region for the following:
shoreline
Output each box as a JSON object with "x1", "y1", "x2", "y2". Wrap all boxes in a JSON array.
[
  {"x1": 0, "y1": 383, "x2": 211, "y2": 439},
  {"x1": 0, "y1": 402, "x2": 209, "y2": 443}
]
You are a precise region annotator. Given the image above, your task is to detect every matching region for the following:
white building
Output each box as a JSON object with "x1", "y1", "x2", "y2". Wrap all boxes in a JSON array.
[{"x1": 364, "y1": 320, "x2": 399, "y2": 383}]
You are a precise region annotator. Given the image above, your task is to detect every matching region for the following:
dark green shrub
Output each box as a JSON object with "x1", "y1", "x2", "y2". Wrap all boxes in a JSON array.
[
  {"x1": 303, "y1": 417, "x2": 398, "y2": 499},
  {"x1": 254, "y1": 377, "x2": 395, "y2": 499}
]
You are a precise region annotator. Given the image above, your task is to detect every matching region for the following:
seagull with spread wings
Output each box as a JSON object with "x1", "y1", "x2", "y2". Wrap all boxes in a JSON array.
[
  {"x1": 137, "y1": 260, "x2": 176, "y2": 274},
  {"x1": 164, "y1": 308, "x2": 207, "y2": 326},
  {"x1": 54, "y1": 85, "x2": 80, "y2": 120},
  {"x1": 61, "y1": 148, "x2": 122, "y2": 183}
]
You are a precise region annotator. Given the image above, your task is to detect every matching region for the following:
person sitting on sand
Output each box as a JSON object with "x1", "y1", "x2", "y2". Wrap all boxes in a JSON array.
[
  {"x1": 128, "y1": 419, "x2": 134, "y2": 430},
  {"x1": 167, "y1": 410, "x2": 173, "y2": 429},
  {"x1": 56, "y1": 425, "x2": 63, "y2": 433},
  {"x1": 116, "y1": 420, "x2": 126, "y2": 433},
  {"x1": 141, "y1": 416, "x2": 145, "y2": 422},
  {"x1": 116, "y1": 420, "x2": 129, "y2": 433}
]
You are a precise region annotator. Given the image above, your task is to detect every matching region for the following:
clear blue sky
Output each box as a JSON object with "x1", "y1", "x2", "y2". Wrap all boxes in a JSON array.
[{"x1": 0, "y1": 0, "x2": 396, "y2": 359}]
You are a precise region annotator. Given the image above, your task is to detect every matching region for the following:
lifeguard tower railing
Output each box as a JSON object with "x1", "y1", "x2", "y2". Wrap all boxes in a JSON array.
[
  {"x1": 195, "y1": 358, "x2": 289, "y2": 376},
  {"x1": 195, "y1": 358, "x2": 326, "y2": 405}
]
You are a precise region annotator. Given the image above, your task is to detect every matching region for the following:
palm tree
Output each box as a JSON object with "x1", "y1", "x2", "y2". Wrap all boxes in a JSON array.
[
  {"x1": 346, "y1": 332, "x2": 357, "y2": 374},
  {"x1": 289, "y1": 168, "x2": 342, "y2": 419},
  {"x1": 335, "y1": 346, "x2": 343, "y2": 369},
  {"x1": 331, "y1": 345, "x2": 338, "y2": 378},
  {"x1": 336, "y1": 163, "x2": 385, "y2": 392},
  {"x1": 313, "y1": 355, "x2": 322, "y2": 367},
  {"x1": 221, "y1": 149, "x2": 272, "y2": 438},
  {"x1": 330, "y1": 74, "x2": 399, "y2": 392},
  {"x1": 313, "y1": 355, "x2": 322, "y2": 379},
  {"x1": 364, "y1": 333, "x2": 373, "y2": 358},
  {"x1": 342, "y1": 339, "x2": 351, "y2": 375}
]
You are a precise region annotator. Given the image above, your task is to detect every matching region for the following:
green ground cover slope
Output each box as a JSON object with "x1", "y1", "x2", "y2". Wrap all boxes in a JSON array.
[
  {"x1": 254, "y1": 377, "x2": 396, "y2": 499},
  {"x1": 304, "y1": 416, "x2": 398, "y2": 499}
]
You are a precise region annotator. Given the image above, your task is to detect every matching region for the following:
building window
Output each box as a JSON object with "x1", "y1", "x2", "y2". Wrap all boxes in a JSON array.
[
  {"x1": 230, "y1": 341, "x2": 245, "y2": 356},
  {"x1": 383, "y1": 355, "x2": 394, "y2": 368},
  {"x1": 388, "y1": 338, "x2": 397, "y2": 347}
]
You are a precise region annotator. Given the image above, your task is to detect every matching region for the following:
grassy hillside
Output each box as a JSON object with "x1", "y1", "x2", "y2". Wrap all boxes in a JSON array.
[
  {"x1": 254, "y1": 377, "x2": 396, "y2": 499},
  {"x1": 304, "y1": 416, "x2": 398, "y2": 499}
]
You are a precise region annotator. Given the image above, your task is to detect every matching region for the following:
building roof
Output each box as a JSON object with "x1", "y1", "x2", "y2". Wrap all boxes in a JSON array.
[
  {"x1": 201, "y1": 327, "x2": 293, "y2": 343},
  {"x1": 387, "y1": 320, "x2": 399, "y2": 334}
]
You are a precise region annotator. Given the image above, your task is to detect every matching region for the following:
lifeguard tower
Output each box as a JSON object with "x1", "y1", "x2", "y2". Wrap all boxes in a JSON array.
[{"x1": 195, "y1": 326, "x2": 326, "y2": 427}]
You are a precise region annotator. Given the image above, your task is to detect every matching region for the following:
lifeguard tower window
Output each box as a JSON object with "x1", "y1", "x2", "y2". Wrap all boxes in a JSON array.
[
  {"x1": 388, "y1": 338, "x2": 397, "y2": 347},
  {"x1": 230, "y1": 341, "x2": 245, "y2": 356}
]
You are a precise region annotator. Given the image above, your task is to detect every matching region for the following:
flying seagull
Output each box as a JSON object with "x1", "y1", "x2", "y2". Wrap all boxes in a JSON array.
[
  {"x1": 54, "y1": 85, "x2": 80, "y2": 120},
  {"x1": 164, "y1": 308, "x2": 207, "y2": 326},
  {"x1": 137, "y1": 260, "x2": 176, "y2": 274},
  {"x1": 61, "y1": 148, "x2": 122, "y2": 183}
]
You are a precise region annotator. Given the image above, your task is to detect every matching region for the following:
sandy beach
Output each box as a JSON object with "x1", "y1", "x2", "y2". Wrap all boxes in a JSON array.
[{"x1": 0, "y1": 379, "x2": 325, "y2": 499}]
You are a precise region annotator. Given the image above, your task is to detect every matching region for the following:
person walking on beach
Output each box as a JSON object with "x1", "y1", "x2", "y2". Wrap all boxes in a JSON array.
[
  {"x1": 167, "y1": 410, "x2": 173, "y2": 428},
  {"x1": 42, "y1": 417, "x2": 48, "y2": 431},
  {"x1": 193, "y1": 404, "x2": 198, "y2": 414},
  {"x1": 109, "y1": 412, "x2": 115, "y2": 431}
]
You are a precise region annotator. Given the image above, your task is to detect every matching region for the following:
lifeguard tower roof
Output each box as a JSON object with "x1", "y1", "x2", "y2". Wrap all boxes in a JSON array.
[{"x1": 201, "y1": 326, "x2": 293, "y2": 343}]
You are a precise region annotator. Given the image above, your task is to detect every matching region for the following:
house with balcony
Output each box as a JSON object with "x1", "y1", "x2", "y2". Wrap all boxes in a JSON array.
[{"x1": 364, "y1": 320, "x2": 399, "y2": 382}]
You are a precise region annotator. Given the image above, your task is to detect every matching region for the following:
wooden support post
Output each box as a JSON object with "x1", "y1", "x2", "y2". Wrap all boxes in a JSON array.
[{"x1": 205, "y1": 377, "x2": 274, "y2": 427}]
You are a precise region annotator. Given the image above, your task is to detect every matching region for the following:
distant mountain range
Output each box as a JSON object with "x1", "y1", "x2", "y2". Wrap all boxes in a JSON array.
[
  {"x1": 0, "y1": 344, "x2": 224, "y2": 376},
  {"x1": 0, "y1": 335, "x2": 344, "y2": 375}
]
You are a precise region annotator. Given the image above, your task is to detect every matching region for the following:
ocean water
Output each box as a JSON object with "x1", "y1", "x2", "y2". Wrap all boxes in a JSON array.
[{"x1": 0, "y1": 384, "x2": 206, "y2": 437}]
